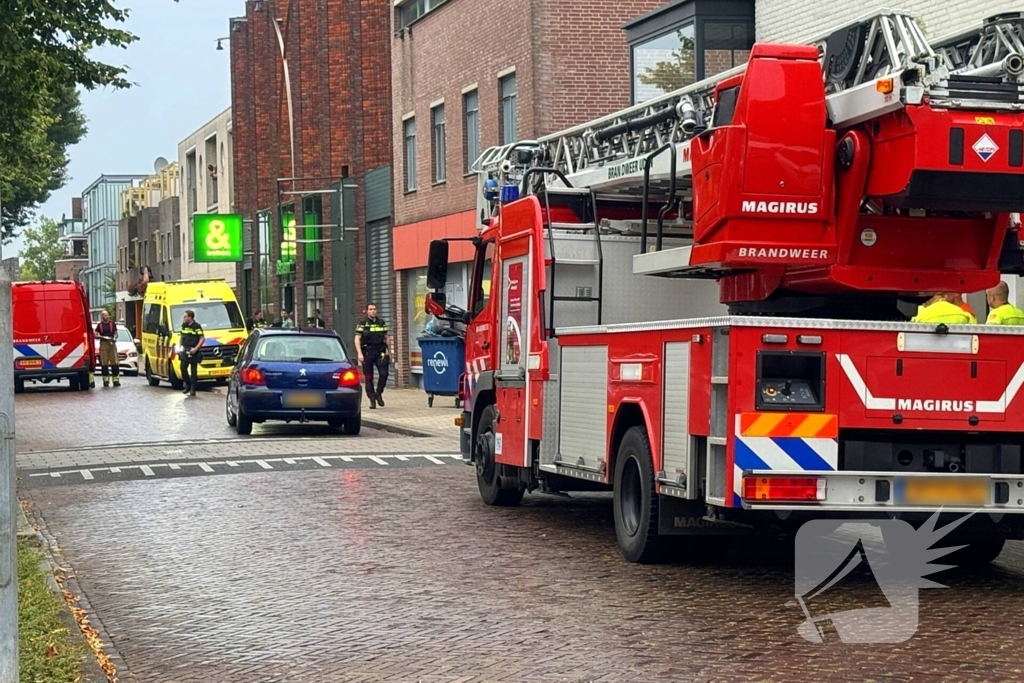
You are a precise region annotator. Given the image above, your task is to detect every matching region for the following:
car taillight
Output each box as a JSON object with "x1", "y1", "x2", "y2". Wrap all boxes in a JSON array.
[
  {"x1": 242, "y1": 368, "x2": 265, "y2": 386},
  {"x1": 334, "y1": 369, "x2": 360, "y2": 388},
  {"x1": 743, "y1": 476, "x2": 827, "y2": 502}
]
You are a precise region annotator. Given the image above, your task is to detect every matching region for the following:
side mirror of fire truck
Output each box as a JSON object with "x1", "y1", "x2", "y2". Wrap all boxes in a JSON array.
[{"x1": 427, "y1": 240, "x2": 449, "y2": 290}]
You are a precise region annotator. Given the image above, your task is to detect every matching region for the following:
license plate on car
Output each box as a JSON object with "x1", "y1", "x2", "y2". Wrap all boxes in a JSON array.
[
  {"x1": 898, "y1": 478, "x2": 989, "y2": 506},
  {"x1": 282, "y1": 390, "x2": 327, "y2": 408},
  {"x1": 208, "y1": 368, "x2": 231, "y2": 377}
]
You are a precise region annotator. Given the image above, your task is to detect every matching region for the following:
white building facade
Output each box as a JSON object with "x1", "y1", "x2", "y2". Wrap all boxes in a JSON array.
[
  {"x1": 756, "y1": 1, "x2": 1020, "y2": 43},
  {"x1": 178, "y1": 107, "x2": 236, "y2": 286}
]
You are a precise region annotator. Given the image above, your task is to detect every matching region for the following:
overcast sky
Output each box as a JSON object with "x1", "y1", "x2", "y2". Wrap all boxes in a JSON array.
[{"x1": 6, "y1": 0, "x2": 246, "y2": 258}]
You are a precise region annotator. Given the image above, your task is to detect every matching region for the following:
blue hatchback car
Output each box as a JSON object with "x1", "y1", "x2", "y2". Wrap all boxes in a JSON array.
[{"x1": 225, "y1": 328, "x2": 362, "y2": 435}]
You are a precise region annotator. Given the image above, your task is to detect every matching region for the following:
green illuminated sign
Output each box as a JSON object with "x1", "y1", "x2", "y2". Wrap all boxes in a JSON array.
[{"x1": 194, "y1": 214, "x2": 243, "y2": 262}]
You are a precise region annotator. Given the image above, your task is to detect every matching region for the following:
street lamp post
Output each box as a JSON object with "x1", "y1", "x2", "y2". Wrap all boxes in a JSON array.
[{"x1": 0, "y1": 193, "x2": 19, "y2": 683}]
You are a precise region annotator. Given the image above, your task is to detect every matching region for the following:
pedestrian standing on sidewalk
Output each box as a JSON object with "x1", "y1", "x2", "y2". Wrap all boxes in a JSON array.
[
  {"x1": 95, "y1": 310, "x2": 120, "y2": 387},
  {"x1": 178, "y1": 309, "x2": 205, "y2": 397},
  {"x1": 280, "y1": 309, "x2": 296, "y2": 329},
  {"x1": 355, "y1": 303, "x2": 390, "y2": 409},
  {"x1": 307, "y1": 309, "x2": 326, "y2": 329}
]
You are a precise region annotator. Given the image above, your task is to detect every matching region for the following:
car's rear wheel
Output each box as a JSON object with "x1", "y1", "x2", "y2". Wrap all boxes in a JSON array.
[
  {"x1": 145, "y1": 359, "x2": 160, "y2": 387},
  {"x1": 343, "y1": 416, "x2": 361, "y2": 435},
  {"x1": 226, "y1": 389, "x2": 238, "y2": 427},
  {"x1": 236, "y1": 400, "x2": 253, "y2": 436}
]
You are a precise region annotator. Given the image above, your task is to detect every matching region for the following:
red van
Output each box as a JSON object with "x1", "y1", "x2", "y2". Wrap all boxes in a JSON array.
[{"x1": 12, "y1": 281, "x2": 95, "y2": 393}]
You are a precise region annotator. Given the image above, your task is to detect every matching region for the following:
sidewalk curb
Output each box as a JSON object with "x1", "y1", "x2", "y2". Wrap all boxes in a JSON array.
[
  {"x1": 361, "y1": 418, "x2": 436, "y2": 438},
  {"x1": 19, "y1": 495, "x2": 126, "y2": 683}
]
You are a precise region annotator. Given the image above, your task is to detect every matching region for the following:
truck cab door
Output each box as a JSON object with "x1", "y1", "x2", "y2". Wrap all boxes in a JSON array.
[{"x1": 494, "y1": 248, "x2": 531, "y2": 467}]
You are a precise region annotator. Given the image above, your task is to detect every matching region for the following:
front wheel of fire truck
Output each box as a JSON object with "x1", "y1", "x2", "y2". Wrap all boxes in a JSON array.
[
  {"x1": 474, "y1": 405, "x2": 524, "y2": 507},
  {"x1": 613, "y1": 427, "x2": 662, "y2": 564}
]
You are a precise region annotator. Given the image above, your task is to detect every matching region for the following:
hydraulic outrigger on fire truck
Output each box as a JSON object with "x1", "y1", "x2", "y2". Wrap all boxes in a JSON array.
[{"x1": 425, "y1": 10, "x2": 1024, "y2": 563}]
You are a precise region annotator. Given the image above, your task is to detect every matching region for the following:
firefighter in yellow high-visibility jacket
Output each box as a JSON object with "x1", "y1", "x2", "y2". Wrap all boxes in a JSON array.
[
  {"x1": 986, "y1": 281, "x2": 1024, "y2": 325},
  {"x1": 912, "y1": 293, "x2": 972, "y2": 324}
]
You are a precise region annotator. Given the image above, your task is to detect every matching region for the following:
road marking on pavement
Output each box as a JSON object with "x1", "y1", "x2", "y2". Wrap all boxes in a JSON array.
[{"x1": 25, "y1": 454, "x2": 462, "y2": 483}]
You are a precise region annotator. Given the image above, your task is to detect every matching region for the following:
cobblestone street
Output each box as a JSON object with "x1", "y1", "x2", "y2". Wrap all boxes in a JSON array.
[{"x1": 17, "y1": 377, "x2": 1024, "y2": 682}]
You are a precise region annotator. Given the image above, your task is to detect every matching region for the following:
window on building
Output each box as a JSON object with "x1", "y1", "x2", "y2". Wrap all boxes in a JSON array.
[
  {"x1": 404, "y1": 118, "x2": 417, "y2": 192},
  {"x1": 626, "y1": 2, "x2": 754, "y2": 105},
  {"x1": 632, "y1": 24, "x2": 696, "y2": 104},
  {"x1": 432, "y1": 104, "x2": 446, "y2": 183},
  {"x1": 702, "y1": 22, "x2": 755, "y2": 78},
  {"x1": 205, "y1": 135, "x2": 218, "y2": 209},
  {"x1": 279, "y1": 203, "x2": 297, "y2": 286},
  {"x1": 185, "y1": 150, "x2": 197, "y2": 217},
  {"x1": 396, "y1": 0, "x2": 450, "y2": 31},
  {"x1": 303, "y1": 195, "x2": 324, "y2": 284},
  {"x1": 463, "y1": 90, "x2": 479, "y2": 174},
  {"x1": 257, "y1": 210, "x2": 273, "y2": 315},
  {"x1": 499, "y1": 73, "x2": 517, "y2": 144}
]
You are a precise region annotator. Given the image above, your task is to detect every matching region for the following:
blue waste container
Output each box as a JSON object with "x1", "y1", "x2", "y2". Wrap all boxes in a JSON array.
[{"x1": 418, "y1": 336, "x2": 465, "y2": 407}]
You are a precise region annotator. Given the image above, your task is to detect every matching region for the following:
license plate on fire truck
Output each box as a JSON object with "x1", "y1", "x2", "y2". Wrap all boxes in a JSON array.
[{"x1": 896, "y1": 478, "x2": 989, "y2": 506}]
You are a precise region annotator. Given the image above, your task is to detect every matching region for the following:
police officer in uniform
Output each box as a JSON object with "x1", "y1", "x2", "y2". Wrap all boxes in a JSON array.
[
  {"x1": 247, "y1": 310, "x2": 268, "y2": 331},
  {"x1": 178, "y1": 309, "x2": 205, "y2": 397},
  {"x1": 355, "y1": 303, "x2": 390, "y2": 409}
]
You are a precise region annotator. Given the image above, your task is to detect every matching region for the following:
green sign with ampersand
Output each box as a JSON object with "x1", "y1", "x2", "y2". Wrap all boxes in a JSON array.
[{"x1": 194, "y1": 214, "x2": 243, "y2": 263}]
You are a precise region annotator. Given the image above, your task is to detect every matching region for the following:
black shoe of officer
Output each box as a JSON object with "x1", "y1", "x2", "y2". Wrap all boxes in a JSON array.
[
  {"x1": 369, "y1": 396, "x2": 377, "y2": 409},
  {"x1": 182, "y1": 387, "x2": 190, "y2": 395},
  {"x1": 376, "y1": 395, "x2": 385, "y2": 407}
]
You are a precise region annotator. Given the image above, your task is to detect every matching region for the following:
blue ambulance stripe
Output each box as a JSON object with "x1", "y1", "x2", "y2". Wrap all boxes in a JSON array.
[
  {"x1": 771, "y1": 437, "x2": 835, "y2": 472},
  {"x1": 733, "y1": 438, "x2": 770, "y2": 472}
]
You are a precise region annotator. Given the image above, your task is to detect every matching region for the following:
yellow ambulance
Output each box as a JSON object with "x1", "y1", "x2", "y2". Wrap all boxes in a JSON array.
[{"x1": 141, "y1": 279, "x2": 249, "y2": 389}]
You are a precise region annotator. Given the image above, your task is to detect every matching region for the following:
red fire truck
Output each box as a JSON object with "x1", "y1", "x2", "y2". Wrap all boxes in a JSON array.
[{"x1": 426, "y1": 11, "x2": 1024, "y2": 563}]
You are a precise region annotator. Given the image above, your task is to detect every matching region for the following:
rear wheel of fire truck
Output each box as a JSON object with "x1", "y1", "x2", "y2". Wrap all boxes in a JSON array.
[
  {"x1": 68, "y1": 375, "x2": 81, "y2": 392},
  {"x1": 613, "y1": 426, "x2": 662, "y2": 564},
  {"x1": 14, "y1": 378, "x2": 24, "y2": 395},
  {"x1": 78, "y1": 371, "x2": 91, "y2": 390},
  {"x1": 950, "y1": 538, "x2": 1005, "y2": 568},
  {"x1": 475, "y1": 405, "x2": 524, "y2": 507}
]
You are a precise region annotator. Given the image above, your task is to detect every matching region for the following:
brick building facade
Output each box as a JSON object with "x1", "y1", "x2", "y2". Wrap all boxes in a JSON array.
[
  {"x1": 391, "y1": 0, "x2": 670, "y2": 386},
  {"x1": 229, "y1": 0, "x2": 393, "y2": 344}
]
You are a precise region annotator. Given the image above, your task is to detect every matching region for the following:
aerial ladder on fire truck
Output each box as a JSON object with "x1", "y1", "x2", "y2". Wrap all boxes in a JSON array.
[
  {"x1": 473, "y1": 9, "x2": 1024, "y2": 318},
  {"x1": 426, "y1": 9, "x2": 1024, "y2": 564}
]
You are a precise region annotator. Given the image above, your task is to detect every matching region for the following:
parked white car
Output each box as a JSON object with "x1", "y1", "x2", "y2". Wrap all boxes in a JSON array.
[{"x1": 94, "y1": 325, "x2": 140, "y2": 376}]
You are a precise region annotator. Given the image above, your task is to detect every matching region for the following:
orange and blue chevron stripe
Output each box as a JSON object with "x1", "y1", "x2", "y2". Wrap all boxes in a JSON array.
[{"x1": 739, "y1": 412, "x2": 838, "y2": 438}]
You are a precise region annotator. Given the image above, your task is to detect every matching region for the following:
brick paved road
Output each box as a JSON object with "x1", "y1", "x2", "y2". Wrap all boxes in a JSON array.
[
  {"x1": 22, "y1": 465, "x2": 1024, "y2": 683},
  {"x1": 14, "y1": 376, "x2": 457, "y2": 452}
]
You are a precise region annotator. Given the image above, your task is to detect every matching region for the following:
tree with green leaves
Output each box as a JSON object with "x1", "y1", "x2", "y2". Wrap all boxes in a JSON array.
[
  {"x1": 17, "y1": 216, "x2": 65, "y2": 281},
  {"x1": 638, "y1": 31, "x2": 697, "y2": 98},
  {"x1": 0, "y1": 1, "x2": 140, "y2": 244}
]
